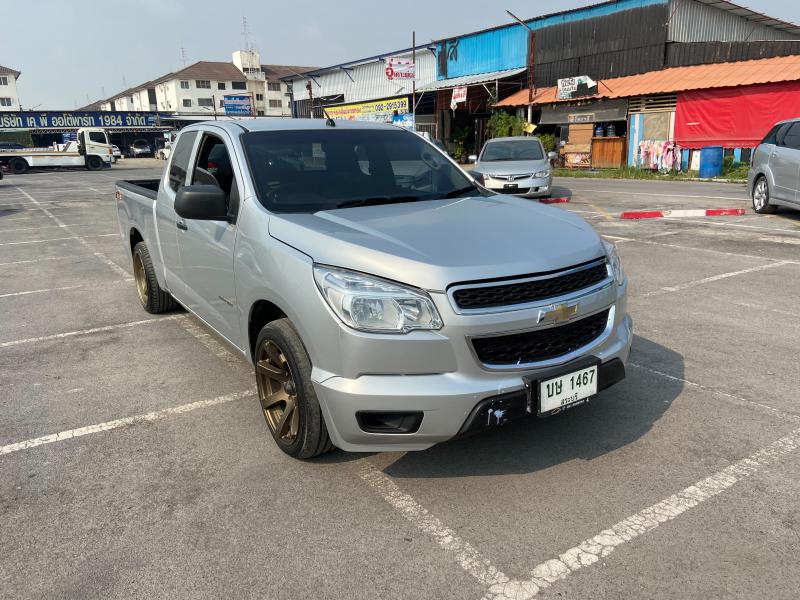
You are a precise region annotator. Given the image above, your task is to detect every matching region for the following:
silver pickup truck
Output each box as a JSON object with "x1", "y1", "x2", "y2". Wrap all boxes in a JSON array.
[{"x1": 116, "y1": 119, "x2": 632, "y2": 459}]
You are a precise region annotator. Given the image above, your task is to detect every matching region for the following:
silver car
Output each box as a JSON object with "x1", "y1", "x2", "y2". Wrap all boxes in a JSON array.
[
  {"x1": 749, "y1": 118, "x2": 800, "y2": 214},
  {"x1": 469, "y1": 136, "x2": 556, "y2": 198},
  {"x1": 116, "y1": 120, "x2": 631, "y2": 459}
]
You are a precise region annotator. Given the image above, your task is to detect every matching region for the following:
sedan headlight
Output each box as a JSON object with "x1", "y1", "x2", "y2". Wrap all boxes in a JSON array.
[
  {"x1": 313, "y1": 266, "x2": 443, "y2": 333},
  {"x1": 603, "y1": 239, "x2": 625, "y2": 285},
  {"x1": 534, "y1": 170, "x2": 550, "y2": 178}
]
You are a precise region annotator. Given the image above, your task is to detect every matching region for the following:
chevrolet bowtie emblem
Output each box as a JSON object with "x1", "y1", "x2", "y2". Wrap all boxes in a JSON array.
[{"x1": 537, "y1": 303, "x2": 579, "y2": 324}]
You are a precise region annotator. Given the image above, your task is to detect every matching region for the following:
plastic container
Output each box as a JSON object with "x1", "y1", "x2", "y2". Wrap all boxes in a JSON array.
[
  {"x1": 594, "y1": 125, "x2": 605, "y2": 137},
  {"x1": 699, "y1": 146, "x2": 724, "y2": 178}
]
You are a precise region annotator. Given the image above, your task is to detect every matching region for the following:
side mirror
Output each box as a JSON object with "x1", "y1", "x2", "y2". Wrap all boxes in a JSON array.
[
  {"x1": 174, "y1": 185, "x2": 229, "y2": 221},
  {"x1": 468, "y1": 154, "x2": 478, "y2": 163},
  {"x1": 547, "y1": 151, "x2": 558, "y2": 161}
]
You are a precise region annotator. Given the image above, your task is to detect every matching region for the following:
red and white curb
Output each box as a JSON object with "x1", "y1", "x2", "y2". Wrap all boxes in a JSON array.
[
  {"x1": 620, "y1": 208, "x2": 746, "y2": 220},
  {"x1": 539, "y1": 196, "x2": 570, "y2": 204}
]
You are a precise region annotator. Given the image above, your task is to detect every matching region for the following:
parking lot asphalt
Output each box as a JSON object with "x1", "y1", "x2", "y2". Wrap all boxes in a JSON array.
[{"x1": 1, "y1": 163, "x2": 799, "y2": 599}]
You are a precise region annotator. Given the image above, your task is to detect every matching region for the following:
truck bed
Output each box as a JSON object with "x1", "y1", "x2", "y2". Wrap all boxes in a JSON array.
[{"x1": 116, "y1": 179, "x2": 160, "y2": 200}]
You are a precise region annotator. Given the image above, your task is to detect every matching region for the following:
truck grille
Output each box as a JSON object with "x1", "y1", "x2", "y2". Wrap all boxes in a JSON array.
[
  {"x1": 472, "y1": 309, "x2": 610, "y2": 366},
  {"x1": 452, "y1": 260, "x2": 608, "y2": 310}
]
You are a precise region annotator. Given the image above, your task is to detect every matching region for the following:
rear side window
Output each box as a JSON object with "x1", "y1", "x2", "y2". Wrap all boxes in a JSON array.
[
  {"x1": 780, "y1": 123, "x2": 800, "y2": 151},
  {"x1": 168, "y1": 131, "x2": 198, "y2": 192}
]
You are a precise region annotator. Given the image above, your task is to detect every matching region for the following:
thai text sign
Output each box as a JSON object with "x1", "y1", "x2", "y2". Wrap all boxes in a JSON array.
[
  {"x1": 324, "y1": 97, "x2": 409, "y2": 122},
  {"x1": 0, "y1": 111, "x2": 169, "y2": 129},
  {"x1": 385, "y1": 58, "x2": 416, "y2": 81},
  {"x1": 223, "y1": 95, "x2": 253, "y2": 116},
  {"x1": 557, "y1": 75, "x2": 598, "y2": 100}
]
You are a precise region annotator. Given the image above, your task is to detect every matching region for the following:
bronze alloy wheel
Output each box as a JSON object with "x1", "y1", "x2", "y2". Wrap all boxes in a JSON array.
[
  {"x1": 256, "y1": 339, "x2": 300, "y2": 443},
  {"x1": 132, "y1": 251, "x2": 148, "y2": 306}
]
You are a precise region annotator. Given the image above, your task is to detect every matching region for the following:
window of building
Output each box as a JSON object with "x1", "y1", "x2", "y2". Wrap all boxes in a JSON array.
[
  {"x1": 269, "y1": 99, "x2": 282, "y2": 108},
  {"x1": 180, "y1": 80, "x2": 190, "y2": 89},
  {"x1": 267, "y1": 82, "x2": 281, "y2": 92},
  {"x1": 218, "y1": 82, "x2": 226, "y2": 90},
  {"x1": 256, "y1": 93, "x2": 264, "y2": 101},
  {"x1": 219, "y1": 99, "x2": 225, "y2": 108},
  {"x1": 0, "y1": 76, "x2": 8, "y2": 86},
  {"x1": 257, "y1": 110, "x2": 265, "y2": 116},
  {"x1": 182, "y1": 99, "x2": 192, "y2": 107},
  {"x1": 196, "y1": 80, "x2": 211, "y2": 89},
  {"x1": 231, "y1": 81, "x2": 247, "y2": 90},
  {"x1": 0, "y1": 98, "x2": 12, "y2": 107},
  {"x1": 197, "y1": 98, "x2": 214, "y2": 107}
]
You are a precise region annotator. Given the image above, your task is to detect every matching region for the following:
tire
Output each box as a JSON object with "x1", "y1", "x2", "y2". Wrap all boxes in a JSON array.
[
  {"x1": 86, "y1": 155, "x2": 103, "y2": 171},
  {"x1": 132, "y1": 242, "x2": 178, "y2": 314},
  {"x1": 10, "y1": 158, "x2": 28, "y2": 174},
  {"x1": 752, "y1": 176, "x2": 777, "y2": 214},
  {"x1": 254, "y1": 319, "x2": 334, "y2": 459}
]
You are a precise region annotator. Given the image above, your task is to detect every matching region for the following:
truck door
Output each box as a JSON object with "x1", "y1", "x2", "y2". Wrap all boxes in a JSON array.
[
  {"x1": 155, "y1": 130, "x2": 198, "y2": 299},
  {"x1": 176, "y1": 132, "x2": 242, "y2": 348},
  {"x1": 770, "y1": 122, "x2": 800, "y2": 202}
]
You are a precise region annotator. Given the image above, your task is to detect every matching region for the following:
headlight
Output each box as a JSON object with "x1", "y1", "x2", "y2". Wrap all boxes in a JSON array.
[
  {"x1": 602, "y1": 239, "x2": 625, "y2": 285},
  {"x1": 313, "y1": 266, "x2": 443, "y2": 333},
  {"x1": 534, "y1": 170, "x2": 550, "y2": 178}
]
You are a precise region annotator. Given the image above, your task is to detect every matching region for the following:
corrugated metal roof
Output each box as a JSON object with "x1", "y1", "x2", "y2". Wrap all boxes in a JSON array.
[
  {"x1": 496, "y1": 55, "x2": 800, "y2": 106},
  {"x1": 417, "y1": 67, "x2": 527, "y2": 91}
]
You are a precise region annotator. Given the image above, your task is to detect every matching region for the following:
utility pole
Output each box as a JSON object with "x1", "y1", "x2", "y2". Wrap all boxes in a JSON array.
[
  {"x1": 506, "y1": 9, "x2": 535, "y2": 124},
  {"x1": 306, "y1": 80, "x2": 314, "y2": 118},
  {"x1": 412, "y1": 31, "x2": 416, "y2": 131},
  {"x1": 213, "y1": 94, "x2": 217, "y2": 120}
]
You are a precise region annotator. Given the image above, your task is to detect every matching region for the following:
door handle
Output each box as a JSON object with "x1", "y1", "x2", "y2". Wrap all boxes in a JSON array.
[{"x1": 176, "y1": 221, "x2": 188, "y2": 231}]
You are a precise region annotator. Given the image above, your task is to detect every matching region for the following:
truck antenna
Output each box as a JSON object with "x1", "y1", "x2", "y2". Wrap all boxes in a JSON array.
[{"x1": 323, "y1": 109, "x2": 336, "y2": 127}]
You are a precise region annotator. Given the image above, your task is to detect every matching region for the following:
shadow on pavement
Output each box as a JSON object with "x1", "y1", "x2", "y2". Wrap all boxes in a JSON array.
[{"x1": 380, "y1": 334, "x2": 682, "y2": 478}]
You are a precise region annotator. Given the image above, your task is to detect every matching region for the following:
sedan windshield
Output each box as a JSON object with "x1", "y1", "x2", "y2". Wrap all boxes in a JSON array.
[
  {"x1": 242, "y1": 128, "x2": 477, "y2": 213},
  {"x1": 481, "y1": 139, "x2": 544, "y2": 162}
]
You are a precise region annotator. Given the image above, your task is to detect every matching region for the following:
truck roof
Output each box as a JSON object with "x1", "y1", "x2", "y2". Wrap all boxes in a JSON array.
[{"x1": 181, "y1": 118, "x2": 400, "y2": 134}]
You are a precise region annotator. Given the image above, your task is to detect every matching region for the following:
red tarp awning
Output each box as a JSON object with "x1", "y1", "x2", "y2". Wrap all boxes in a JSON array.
[{"x1": 675, "y1": 81, "x2": 800, "y2": 148}]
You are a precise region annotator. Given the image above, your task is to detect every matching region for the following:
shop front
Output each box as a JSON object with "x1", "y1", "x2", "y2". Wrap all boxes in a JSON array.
[{"x1": 538, "y1": 99, "x2": 628, "y2": 168}]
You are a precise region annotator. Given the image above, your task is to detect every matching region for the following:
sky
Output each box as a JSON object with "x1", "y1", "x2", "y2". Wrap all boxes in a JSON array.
[{"x1": 2, "y1": 0, "x2": 800, "y2": 109}]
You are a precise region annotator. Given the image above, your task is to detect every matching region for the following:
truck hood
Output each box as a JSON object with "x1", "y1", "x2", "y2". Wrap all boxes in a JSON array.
[{"x1": 268, "y1": 196, "x2": 605, "y2": 291}]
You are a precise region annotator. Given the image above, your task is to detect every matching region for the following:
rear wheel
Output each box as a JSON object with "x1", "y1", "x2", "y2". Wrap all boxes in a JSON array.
[
  {"x1": 752, "y1": 176, "x2": 776, "y2": 214},
  {"x1": 9, "y1": 158, "x2": 28, "y2": 174},
  {"x1": 132, "y1": 242, "x2": 178, "y2": 313},
  {"x1": 86, "y1": 155, "x2": 103, "y2": 171},
  {"x1": 255, "y1": 319, "x2": 333, "y2": 459}
]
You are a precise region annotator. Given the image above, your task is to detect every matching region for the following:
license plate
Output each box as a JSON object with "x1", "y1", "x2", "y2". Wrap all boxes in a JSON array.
[
  {"x1": 538, "y1": 365, "x2": 598, "y2": 415},
  {"x1": 503, "y1": 183, "x2": 518, "y2": 189}
]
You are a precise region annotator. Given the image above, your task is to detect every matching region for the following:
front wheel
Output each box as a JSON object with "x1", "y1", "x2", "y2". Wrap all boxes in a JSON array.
[
  {"x1": 255, "y1": 319, "x2": 333, "y2": 459},
  {"x1": 752, "y1": 176, "x2": 777, "y2": 214},
  {"x1": 86, "y1": 155, "x2": 103, "y2": 171},
  {"x1": 10, "y1": 158, "x2": 29, "y2": 174}
]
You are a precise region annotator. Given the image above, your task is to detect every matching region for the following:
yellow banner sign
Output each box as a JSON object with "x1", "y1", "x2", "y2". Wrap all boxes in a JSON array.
[{"x1": 325, "y1": 97, "x2": 409, "y2": 122}]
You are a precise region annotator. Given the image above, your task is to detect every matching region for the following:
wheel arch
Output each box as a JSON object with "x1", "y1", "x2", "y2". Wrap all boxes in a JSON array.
[{"x1": 248, "y1": 299, "x2": 288, "y2": 362}]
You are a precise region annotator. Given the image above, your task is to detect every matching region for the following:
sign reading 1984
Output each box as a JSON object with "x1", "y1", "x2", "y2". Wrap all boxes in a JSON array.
[{"x1": 0, "y1": 111, "x2": 171, "y2": 130}]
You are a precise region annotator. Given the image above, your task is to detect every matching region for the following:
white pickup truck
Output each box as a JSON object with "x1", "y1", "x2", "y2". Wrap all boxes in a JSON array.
[{"x1": 0, "y1": 127, "x2": 113, "y2": 174}]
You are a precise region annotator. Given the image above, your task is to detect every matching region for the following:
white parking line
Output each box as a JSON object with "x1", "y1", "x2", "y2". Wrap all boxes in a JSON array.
[
  {"x1": 628, "y1": 362, "x2": 800, "y2": 423},
  {"x1": 666, "y1": 217, "x2": 800, "y2": 236},
  {"x1": 710, "y1": 295, "x2": 800, "y2": 319},
  {"x1": 569, "y1": 187, "x2": 745, "y2": 202},
  {"x1": 0, "y1": 285, "x2": 83, "y2": 299},
  {"x1": 640, "y1": 261, "x2": 789, "y2": 298},
  {"x1": 628, "y1": 238, "x2": 800, "y2": 265},
  {"x1": 0, "y1": 222, "x2": 98, "y2": 233},
  {"x1": 0, "y1": 389, "x2": 255, "y2": 457},
  {"x1": 177, "y1": 317, "x2": 248, "y2": 368},
  {"x1": 0, "y1": 255, "x2": 88, "y2": 268},
  {"x1": 480, "y1": 425, "x2": 800, "y2": 600},
  {"x1": 0, "y1": 233, "x2": 116, "y2": 246},
  {"x1": 0, "y1": 314, "x2": 183, "y2": 348},
  {"x1": 358, "y1": 460, "x2": 510, "y2": 588},
  {"x1": 8, "y1": 183, "x2": 130, "y2": 280},
  {"x1": 759, "y1": 236, "x2": 800, "y2": 245}
]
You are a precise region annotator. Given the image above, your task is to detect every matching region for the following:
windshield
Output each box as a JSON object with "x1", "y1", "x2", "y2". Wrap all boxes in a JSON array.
[
  {"x1": 481, "y1": 139, "x2": 544, "y2": 162},
  {"x1": 133, "y1": 140, "x2": 148, "y2": 147},
  {"x1": 242, "y1": 128, "x2": 476, "y2": 213}
]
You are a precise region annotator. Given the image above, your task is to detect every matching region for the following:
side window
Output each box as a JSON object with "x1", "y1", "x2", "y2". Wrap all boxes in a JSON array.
[
  {"x1": 781, "y1": 123, "x2": 800, "y2": 151},
  {"x1": 191, "y1": 134, "x2": 238, "y2": 219},
  {"x1": 775, "y1": 123, "x2": 794, "y2": 147},
  {"x1": 168, "y1": 131, "x2": 198, "y2": 193},
  {"x1": 88, "y1": 131, "x2": 107, "y2": 144}
]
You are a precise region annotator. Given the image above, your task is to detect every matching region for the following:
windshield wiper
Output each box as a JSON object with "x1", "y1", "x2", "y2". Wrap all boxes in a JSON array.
[
  {"x1": 441, "y1": 185, "x2": 478, "y2": 199},
  {"x1": 335, "y1": 195, "x2": 421, "y2": 209}
]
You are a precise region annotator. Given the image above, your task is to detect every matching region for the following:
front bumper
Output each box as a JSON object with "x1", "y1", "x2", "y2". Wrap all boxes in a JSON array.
[
  {"x1": 484, "y1": 175, "x2": 552, "y2": 198},
  {"x1": 312, "y1": 283, "x2": 632, "y2": 452}
]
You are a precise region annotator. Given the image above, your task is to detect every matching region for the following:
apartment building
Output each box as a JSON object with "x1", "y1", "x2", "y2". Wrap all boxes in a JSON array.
[
  {"x1": 99, "y1": 51, "x2": 314, "y2": 117},
  {"x1": 0, "y1": 65, "x2": 21, "y2": 111}
]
